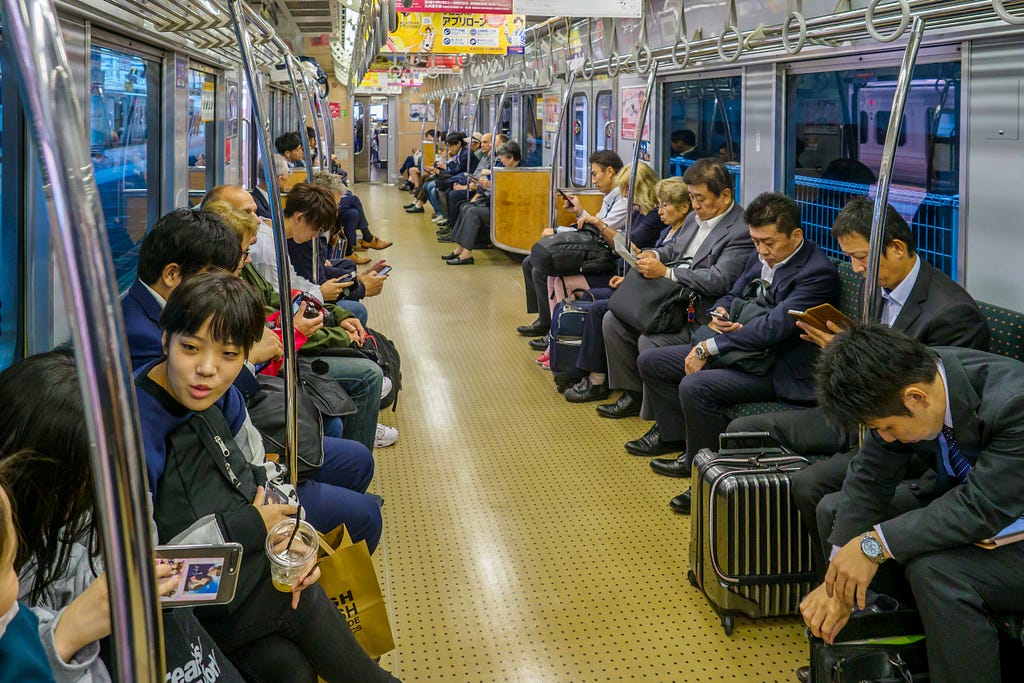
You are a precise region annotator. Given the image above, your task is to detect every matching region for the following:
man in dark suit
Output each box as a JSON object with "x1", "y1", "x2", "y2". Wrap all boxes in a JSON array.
[
  {"x1": 637, "y1": 193, "x2": 840, "y2": 491},
  {"x1": 669, "y1": 129, "x2": 701, "y2": 161},
  {"x1": 250, "y1": 153, "x2": 289, "y2": 219},
  {"x1": 598, "y1": 159, "x2": 752, "y2": 423},
  {"x1": 724, "y1": 199, "x2": 990, "y2": 558},
  {"x1": 801, "y1": 325, "x2": 1024, "y2": 683}
]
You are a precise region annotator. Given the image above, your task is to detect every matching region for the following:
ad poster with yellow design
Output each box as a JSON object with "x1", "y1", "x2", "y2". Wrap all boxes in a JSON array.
[{"x1": 386, "y1": 12, "x2": 525, "y2": 55}]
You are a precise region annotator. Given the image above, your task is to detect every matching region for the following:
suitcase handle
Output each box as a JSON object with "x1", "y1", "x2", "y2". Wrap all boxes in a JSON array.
[{"x1": 718, "y1": 431, "x2": 787, "y2": 452}]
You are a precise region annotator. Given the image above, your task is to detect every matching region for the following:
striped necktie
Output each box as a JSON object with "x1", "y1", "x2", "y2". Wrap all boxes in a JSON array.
[{"x1": 941, "y1": 425, "x2": 972, "y2": 482}]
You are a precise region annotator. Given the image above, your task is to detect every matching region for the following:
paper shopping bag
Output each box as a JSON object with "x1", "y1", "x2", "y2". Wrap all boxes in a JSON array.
[{"x1": 317, "y1": 524, "x2": 395, "y2": 658}]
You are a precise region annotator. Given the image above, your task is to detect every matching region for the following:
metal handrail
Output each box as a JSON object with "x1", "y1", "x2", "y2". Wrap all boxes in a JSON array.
[
  {"x1": 228, "y1": 0, "x2": 300, "y2": 489},
  {"x1": 286, "y1": 55, "x2": 315, "y2": 183},
  {"x1": 467, "y1": 85, "x2": 484, "y2": 175},
  {"x1": 1, "y1": 0, "x2": 164, "y2": 678},
  {"x1": 863, "y1": 15, "x2": 926, "y2": 323},
  {"x1": 624, "y1": 62, "x2": 658, "y2": 249},
  {"x1": 548, "y1": 70, "x2": 576, "y2": 229}
]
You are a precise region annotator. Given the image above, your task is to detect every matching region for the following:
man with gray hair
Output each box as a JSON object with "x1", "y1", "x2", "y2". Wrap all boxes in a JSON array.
[{"x1": 250, "y1": 153, "x2": 291, "y2": 218}]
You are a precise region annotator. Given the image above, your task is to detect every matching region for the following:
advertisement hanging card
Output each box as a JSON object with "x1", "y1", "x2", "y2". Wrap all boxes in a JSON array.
[
  {"x1": 386, "y1": 12, "x2": 525, "y2": 55},
  {"x1": 398, "y1": 0, "x2": 513, "y2": 14}
]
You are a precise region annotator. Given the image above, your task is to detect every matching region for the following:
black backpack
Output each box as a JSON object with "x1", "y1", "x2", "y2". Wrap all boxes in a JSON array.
[
  {"x1": 363, "y1": 328, "x2": 403, "y2": 411},
  {"x1": 532, "y1": 225, "x2": 617, "y2": 275}
]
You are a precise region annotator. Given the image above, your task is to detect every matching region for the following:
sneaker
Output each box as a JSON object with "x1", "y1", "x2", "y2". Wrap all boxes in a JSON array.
[
  {"x1": 535, "y1": 350, "x2": 550, "y2": 365},
  {"x1": 431, "y1": 215, "x2": 446, "y2": 224},
  {"x1": 380, "y1": 376, "x2": 393, "y2": 400},
  {"x1": 375, "y1": 423, "x2": 399, "y2": 448},
  {"x1": 405, "y1": 206, "x2": 425, "y2": 214}
]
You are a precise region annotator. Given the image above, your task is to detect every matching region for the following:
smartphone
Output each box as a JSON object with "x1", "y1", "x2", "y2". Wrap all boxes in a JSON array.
[
  {"x1": 375, "y1": 265, "x2": 393, "y2": 277},
  {"x1": 337, "y1": 272, "x2": 356, "y2": 282},
  {"x1": 156, "y1": 543, "x2": 243, "y2": 608},
  {"x1": 290, "y1": 293, "x2": 324, "y2": 319},
  {"x1": 556, "y1": 188, "x2": 572, "y2": 202},
  {"x1": 708, "y1": 309, "x2": 730, "y2": 321}
]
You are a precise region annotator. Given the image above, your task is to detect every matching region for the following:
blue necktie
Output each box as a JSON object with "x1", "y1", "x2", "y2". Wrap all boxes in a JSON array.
[{"x1": 941, "y1": 425, "x2": 972, "y2": 482}]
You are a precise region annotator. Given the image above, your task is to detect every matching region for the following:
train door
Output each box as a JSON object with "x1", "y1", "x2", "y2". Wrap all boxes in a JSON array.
[
  {"x1": 87, "y1": 38, "x2": 162, "y2": 292},
  {"x1": 352, "y1": 96, "x2": 371, "y2": 182},
  {"x1": 661, "y1": 74, "x2": 742, "y2": 191},
  {"x1": 186, "y1": 64, "x2": 218, "y2": 204},
  {"x1": 518, "y1": 91, "x2": 544, "y2": 167},
  {"x1": 567, "y1": 87, "x2": 590, "y2": 188}
]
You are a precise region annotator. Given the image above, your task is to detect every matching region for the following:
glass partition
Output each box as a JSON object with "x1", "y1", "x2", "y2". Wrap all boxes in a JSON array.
[
  {"x1": 595, "y1": 90, "x2": 614, "y2": 152},
  {"x1": 89, "y1": 44, "x2": 160, "y2": 291},
  {"x1": 187, "y1": 67, "x2": 216, "y2": 203},
  {"x1": 785, "y1": 61, "x2": 961, "y2": 277},
  {"x1": 568, "y1": 92, "x2": 588, "y2": 187}
]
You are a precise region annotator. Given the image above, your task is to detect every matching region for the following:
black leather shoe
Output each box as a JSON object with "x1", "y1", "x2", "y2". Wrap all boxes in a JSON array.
[
  {"x1": 445, "y1": 256, "x2": 474, "y2": 265},
  {"x1": 438, "y1": 235, "x2": 454, "y2": 243},
  {"x1": 564, "y1": 377, "x2": 611, "y2": 403},
  {"x1": 528, "y1": 335, "x2": 551, "y2": 351},
  {"x1": 649, "y1": 454, "x2": 693, "y2": 478},
  {"x1": 625, "y1": 425, "x2": 683, "y2": 456},
  {"x1": 517, "y1": 320, "x2": 549, "y2": 337},
  {"x1": 596, "y1": 390, "x2": 642, "y2": 418},
  {"x1": 405, "y1": 206, "x2": 425, "y2": 213},
  {"x1": 403, "y1": 202, "x2": 416, "y2": 209},
  {"x1": 795, "y1": 666, "x2": 810, "y2": 683},
  {"x1": 441, "y1": 252, "x2": 459, "y2": 261},
  {"x1": 669, "y1": 489, "x2": 692, "y2": 514}
]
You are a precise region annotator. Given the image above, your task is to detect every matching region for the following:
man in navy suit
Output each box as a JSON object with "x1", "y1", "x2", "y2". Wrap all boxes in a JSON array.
[
  {"x1": 802, "y1": 325, "x2": 1024, "y2": 683},
  {"x1": 636, "y1": 193, "x2": 840, "y2": 491},
  {"x1": 120, "y1": 208, "x2": 276, "y2": 402}
]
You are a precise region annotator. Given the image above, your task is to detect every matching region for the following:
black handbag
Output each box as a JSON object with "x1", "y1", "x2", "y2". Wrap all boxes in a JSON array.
[
  {"x1": 607, "y1": 267, "x2": 699, "y2": 335},
  {"x1": 809, "y1": 610, "x2": 929, "y2": 683},
  {"x1": 533, "y1": 225, "x2": 617, "y2": 276},
  {"x1": 247, "y1": 375, "x2": 326, "y2": 482}
]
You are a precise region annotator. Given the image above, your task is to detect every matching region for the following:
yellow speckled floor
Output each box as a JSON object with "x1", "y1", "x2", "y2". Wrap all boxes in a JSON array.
[{"x1": 357, "y1": 184, "x2": 806, "y2": 682}]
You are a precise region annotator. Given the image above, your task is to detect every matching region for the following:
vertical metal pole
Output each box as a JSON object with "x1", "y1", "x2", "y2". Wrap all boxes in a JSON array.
[
  {"x1": 862, "y1": 16, "x2": 925, "y2": 324},
  {"x1": 1, "y1": 0, "x2": 163, "y2": 678},
  {"x1": 467, "y1": 85, "x2": 483, "y2": 174},
  {"x1": 298, "y1": 64, "x2": 329, "y2": 280},
  {"x1": 490, "y1": 84, "x2": 510, "y2": 171},
  {"x1": 284, "y1": 54, "x2": 315, "y2": 182},
  {"x1": 229, "y1": 0, "x2": 301, "y2": 489},
  {"x1": 447, "y1": 92, "x2": 461, "y2": 137},
  {"x1": 625, "y1": 63, "x2": 659, "y2": 248},
  {"x1": 547, "y1": 71, "x2": 576, "y2": 229}
]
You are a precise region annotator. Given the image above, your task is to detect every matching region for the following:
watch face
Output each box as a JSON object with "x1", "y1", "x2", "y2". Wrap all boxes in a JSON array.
[{"x1": 861, "y1": 535, "x2": 883, "y2": 558}]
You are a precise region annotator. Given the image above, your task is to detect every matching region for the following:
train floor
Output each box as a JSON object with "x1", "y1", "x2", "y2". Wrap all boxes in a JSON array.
[{"x1": 358, "y1": 183, "x2": 806, "y2": 682}]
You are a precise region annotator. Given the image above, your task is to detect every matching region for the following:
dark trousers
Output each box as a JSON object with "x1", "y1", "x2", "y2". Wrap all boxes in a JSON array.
[
  {"x1": 577, "y1": 299, "x2": 611, "y2": 374},
  {"x1": 446, "y1": 189, "x2": 468, "y2": 222},
  {"x1": 452, "y1": 203, "x2": 490, "y2": 249},
  {"x1": 202, "y1": 581, "x2": 399, "y2": 683},
  {"x1": 521, "y1": 254, "x2": 552, "y2": 326},
  {"x1": 638, "y1": 344, "x2": 776, "y2": 457},
  {"x1": 727, "y1": 407, "x2": 855, "y2": 455},
  {"x1": 296, "y1": 436, "x2": 382, "y2": 553}
]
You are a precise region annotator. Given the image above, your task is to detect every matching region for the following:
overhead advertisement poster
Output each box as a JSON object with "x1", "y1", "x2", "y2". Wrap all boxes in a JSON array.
[
  {"x1": 398, "y1": 0, "x2": 514, "y2": 14},
  {"x1": 512, "y1": 0, "x2": 639, "y2": 18},
  {"x1": 386, "y1": 12, "x2": 525, "y2": 55}
]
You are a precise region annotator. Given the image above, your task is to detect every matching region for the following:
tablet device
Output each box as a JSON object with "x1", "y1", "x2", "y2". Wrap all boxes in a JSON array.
[{"x1": 156, "y1": 543, "x2": 243, "y2": 608}]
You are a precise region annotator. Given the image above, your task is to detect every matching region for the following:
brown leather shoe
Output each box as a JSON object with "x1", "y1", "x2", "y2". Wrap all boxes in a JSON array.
[
  {"x1": 360, "y1": 237, "x2": 393, "y2": 250},
  {"x1": 351, "y1": 243, "x2": 368, "y2": 252},
  {"x1": 349, "y1": 252, "x2": 371, "y2": 265}
]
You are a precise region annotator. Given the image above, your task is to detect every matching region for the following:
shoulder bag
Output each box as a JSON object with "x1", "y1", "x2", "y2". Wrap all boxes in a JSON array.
[{"x1": 607, "y1": 267, "x2": 700, "y2": 336}]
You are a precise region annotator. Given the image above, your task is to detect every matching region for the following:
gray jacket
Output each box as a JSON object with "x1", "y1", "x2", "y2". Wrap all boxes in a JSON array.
[{"x1": 655, "y1": 201, "x2": 753, "y2": 299}]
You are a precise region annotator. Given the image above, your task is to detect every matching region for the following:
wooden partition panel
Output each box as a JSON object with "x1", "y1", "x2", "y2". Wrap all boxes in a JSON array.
[
  {"x1": 423, "y1": 141, "x2": 435, "y2": 168},
  {"x1": 492, "y1": 167, "x2": 552, "y2": 253},
  {"x1": 555, "y1": 191, "x2": 604, "y2": 227},
  {"x1": 282, "y1": 170, "x2": 307, "y2": 192}
]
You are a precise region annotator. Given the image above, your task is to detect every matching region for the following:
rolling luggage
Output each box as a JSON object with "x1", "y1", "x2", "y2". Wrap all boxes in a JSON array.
[
  {"x1": 549, "y1": 289, "x2": 596, "y2": 389},
  {"x1": 688, "y1": 432, "x2": 817, "y2": 634}
]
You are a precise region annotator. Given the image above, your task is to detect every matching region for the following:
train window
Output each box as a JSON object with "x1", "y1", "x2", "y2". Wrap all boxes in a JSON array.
[
  {"x1": 662, "y1": 76, "x2": 742, "y2": 196},
  {"x1": 187, "y1": 68, "x2": 216, "y2": 202},
  {"x1": 786, "y1": 62, "x2": 961, "y2": 277},
  {"x1": 568, "y1": 93, "x2": 588, "y2": 187},
  {"x1": 499, "y1": 98, "x2": 512, "y2": 138},
  {"x1": 595, "y1": 91, "x2": 614, "y2": 152},
  {"x1": 89, "y1": 44, "x2": 161, "y2": 292},
  {"x1": 874, "y1": 111, "x2": 907, "y2": 146},
  {"x1": 521, "y1": 94, "x2": 543, "y2": 166}
]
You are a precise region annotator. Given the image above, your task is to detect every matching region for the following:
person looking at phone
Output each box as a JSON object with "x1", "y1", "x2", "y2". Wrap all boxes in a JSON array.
[
  {"x1": 0, "y1": 350, "x2": 246, "y2": 682},
  {"x1": 442, "y1": 141, "x2": 521, "y2": 266},
  {"x1": 517, "y1": 150, "x2": 626, "y2": 338},
  {"x1": 134, "y1": 272, "x2": 398, "y2": 682}
]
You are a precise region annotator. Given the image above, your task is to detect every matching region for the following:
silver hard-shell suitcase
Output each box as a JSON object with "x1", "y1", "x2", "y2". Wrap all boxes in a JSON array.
[{"x1": 688, "y1": 432, "x2": 816, "y2": 634}]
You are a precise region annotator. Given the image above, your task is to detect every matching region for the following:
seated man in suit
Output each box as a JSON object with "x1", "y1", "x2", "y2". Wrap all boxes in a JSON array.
[
  {"x1": 250, "y1": 153, "x2": 289, "y2": 219},
  {"x1": 801, "y1": 325, "x2": 1024, "y2": 683},
  {"x1": 638, "y1": 193, "x2": 840, "y2": 508},
  {"x1": 726, "y1": 198, "x2": 990, "y2": 559},
  {"x1": 596, "y1": 158, "x2": 752, "y2": 420},
  {"x1": 669, "y1": 129, "x2": 701, "y2": 161}
]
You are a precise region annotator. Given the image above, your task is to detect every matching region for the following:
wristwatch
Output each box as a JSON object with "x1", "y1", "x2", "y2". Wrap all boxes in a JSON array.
[
  {"x1": 694, "y1": 343, "x2": 709, "y2": 360},
  {"x1": 860, "y1": 532, "x2": 886, "y2": 565}
]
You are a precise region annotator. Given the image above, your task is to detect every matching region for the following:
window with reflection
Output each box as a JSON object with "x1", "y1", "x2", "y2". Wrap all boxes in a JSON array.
[
  {"x1": 187, "y1": 68, "x2": 216, "y2": 202},
  {"x1": 786, "y1": 62, "x2": 961, "y2": 277},
  {"x1": 568, "y1": 93, "x2": 588, "y2": 187},
  {"x1": 89, "y1": 44, "x2": 160, "y2": 292},
  {"x1": 595, "y1": 91, "x2": 614, "y2": 152},
  {"x1": 520, "y1": 94, "x2": 543, "y2": 167},
  {"x1": 662, "y1": 76, "x2": 742, "y2": 196},
  {"x1": 352, "y1": 100, "x2": 365, "y2": 155}
]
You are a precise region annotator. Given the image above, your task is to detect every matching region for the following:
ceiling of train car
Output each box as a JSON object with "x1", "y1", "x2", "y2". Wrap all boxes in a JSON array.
[{"x1": 281, "y1": 0, "x2": 334, "y2": 34}]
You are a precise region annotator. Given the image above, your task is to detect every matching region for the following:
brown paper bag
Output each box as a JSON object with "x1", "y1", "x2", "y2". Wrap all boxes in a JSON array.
[{"x1": 317, "y1": 525, "x2": 395, "y2": 658}]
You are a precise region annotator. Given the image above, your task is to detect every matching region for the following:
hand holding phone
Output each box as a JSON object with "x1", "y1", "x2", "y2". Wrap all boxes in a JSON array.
[
  {"x1": 156, "y1": 543, "x2": 243, "y2": 608},
  {"x1": 375, "y1": 265, "x2": 393, "y2": 277},
  {"x1": 556, "y1": 188, "x2": 571, "y2": 202},
  {"x1": 708, "y1": 309, "x2": 730, "y2": 321}
]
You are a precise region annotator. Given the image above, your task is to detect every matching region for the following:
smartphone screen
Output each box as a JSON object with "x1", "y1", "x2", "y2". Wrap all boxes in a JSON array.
[
  {"x1": 376, "y1": 265, "x2": 393, "y2": 277},
  {"x1": 157, "y1": 543, "x2": 242, "y2": 608}
]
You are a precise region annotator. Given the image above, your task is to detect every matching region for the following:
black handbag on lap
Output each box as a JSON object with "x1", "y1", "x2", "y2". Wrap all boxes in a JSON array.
[
  {"x1": 532, "y1": 225, "x2": 617, "y2": 276},
  {"x1": 607, "y1": 267, "x2": 699, "y2": 335}
]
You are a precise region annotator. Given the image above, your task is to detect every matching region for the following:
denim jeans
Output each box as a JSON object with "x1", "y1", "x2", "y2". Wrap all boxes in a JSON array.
[
  {"x1": 318, "y1": 355, "x2": 382, "y2": 451},
  {"x1": 340, "y1": 300, "x2": 369, "y2": 327},
  {"x1": 425, "y1": 180, "x2": 443, "y2": 216}
]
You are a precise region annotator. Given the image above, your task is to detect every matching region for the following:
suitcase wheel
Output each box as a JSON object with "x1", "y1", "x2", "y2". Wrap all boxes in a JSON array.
[
  {"x1": 686, "y1": 569, "x2": 698, "y2": 588},
  {"x1": 720, "y1": 613, "x2": 734, "y2": 636}
]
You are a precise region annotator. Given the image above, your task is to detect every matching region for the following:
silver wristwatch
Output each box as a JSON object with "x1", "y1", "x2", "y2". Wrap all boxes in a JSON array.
[
  {"x1": 694, "y1": 343, "x2": 709, "y2": 360},
  {"x1": 860, "y1": 533, "x2": 886, "y2": 565}
]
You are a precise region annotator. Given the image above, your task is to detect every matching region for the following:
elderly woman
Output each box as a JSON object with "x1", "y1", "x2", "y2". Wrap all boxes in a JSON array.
[{"x1": 441, "y1": 141, "x2": 521, "y2": 266}]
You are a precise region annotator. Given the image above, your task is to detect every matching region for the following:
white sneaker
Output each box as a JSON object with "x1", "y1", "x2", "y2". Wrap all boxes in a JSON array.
[
  {"x1": 380, "y1": 376, "x2": 393, "y2": 400},
  {"x1": 432, "y1": 215, "x2": 446, "y2": 224},
  {"x1": 375, "y1": 423, "x2": 398, "y2": 448}
]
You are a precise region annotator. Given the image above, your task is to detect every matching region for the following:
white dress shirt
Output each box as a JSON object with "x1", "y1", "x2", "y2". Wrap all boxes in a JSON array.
[
  {"x1": 880, "y1": 256, "x2": 921, "y2": 327},
  {"x1": 249, "y1": 220, "x2": 324, "y2": 304}
]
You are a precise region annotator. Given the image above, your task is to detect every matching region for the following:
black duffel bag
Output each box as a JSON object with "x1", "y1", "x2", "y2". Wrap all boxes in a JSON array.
[
  {"x1": 532, "y1": 225, "x2": 617, "y2": 276},
  {"x1": 809, "y1": 609, "x2": 929, "y2": 683},
  {"x1": 607, "y1": 267, "x2": 699, "y2": 335}
]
